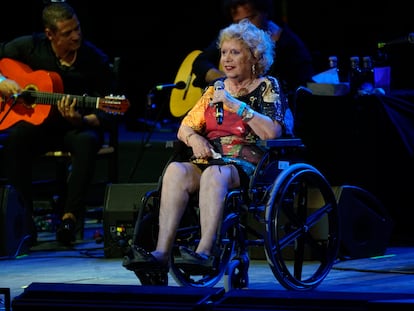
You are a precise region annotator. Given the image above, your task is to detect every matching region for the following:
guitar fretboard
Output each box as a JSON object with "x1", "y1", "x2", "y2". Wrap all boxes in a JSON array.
[{"x1": 21, "y1": 90, "x2": 99, "y2": 108}]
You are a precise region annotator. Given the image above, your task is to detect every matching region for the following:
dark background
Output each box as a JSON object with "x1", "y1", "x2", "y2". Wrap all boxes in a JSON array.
[
  {"x1": 2, "y1": 1, "x2": 414, "y2": 241},
  {"x1": 2, "y1": 0, "x2": 414, "y2": 124}
]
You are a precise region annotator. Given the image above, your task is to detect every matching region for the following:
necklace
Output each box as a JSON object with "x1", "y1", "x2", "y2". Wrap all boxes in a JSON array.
[
  {"x1": 229, "y1": 79, "x2": 256, "y2": 97},
  {"x1": 59, "y1": 51, "x2": 77, "y2": 67}
]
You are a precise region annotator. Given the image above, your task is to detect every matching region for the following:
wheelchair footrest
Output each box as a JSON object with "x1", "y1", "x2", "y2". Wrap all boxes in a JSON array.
[
  {"x1": 122, "y1": 246, "x2": 169, "y2": 272},
  {"x1": 174, "y1": 246, "x2": 219, "y2": 275},
  {"x1": 173, "y1": 259, "x2": 217, "y2": 275},
  {"x1": 122, "y1": 246, "x2": 169, "y2": 286},
  {"x1": 133, "y1": 270, "x2": 168, "y2": 286}
]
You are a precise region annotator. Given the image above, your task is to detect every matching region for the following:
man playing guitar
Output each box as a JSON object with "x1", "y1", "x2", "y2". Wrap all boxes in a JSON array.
[{"x1": 0, "y1": 2, "x2": 115, "y2": 247}]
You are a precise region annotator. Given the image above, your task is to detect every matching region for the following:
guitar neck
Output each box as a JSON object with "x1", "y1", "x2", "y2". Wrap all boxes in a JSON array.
[{"x1": 23, "y1": 90, "x2": 99, "y2": 109}]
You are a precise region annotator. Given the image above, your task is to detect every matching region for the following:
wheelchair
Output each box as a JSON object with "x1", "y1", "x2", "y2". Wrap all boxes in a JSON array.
[{"x1": 123, "y1": 137, "x2": 340, "y2": 291}]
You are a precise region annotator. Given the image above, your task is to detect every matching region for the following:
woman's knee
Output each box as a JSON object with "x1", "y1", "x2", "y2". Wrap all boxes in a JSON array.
[
  {"x1": 163, "y1": 162, "x2": 200, "y2": 190},
  {"x1": 201, "y1": 165, "x2": 239, "y2": 188},
  {"x1": 163, "y1": 162, "x2": 190, "y2": 184},
  {"x1": 202, "y1": 165, "x2": 233, "y2": 180}
]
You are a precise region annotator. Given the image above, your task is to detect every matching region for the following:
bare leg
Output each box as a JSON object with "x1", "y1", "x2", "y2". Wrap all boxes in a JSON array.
[
  {"x1": 151, "y1": 161, "x2": 202, "y2": 264},
  {"x1": 196, "y1": 165, "x2": 240, "y2": 256}
]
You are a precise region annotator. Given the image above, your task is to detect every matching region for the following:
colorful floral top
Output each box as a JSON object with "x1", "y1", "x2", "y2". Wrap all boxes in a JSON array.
[{"x1": 181, "y1": 76, "x2": 293, "y2": 176}]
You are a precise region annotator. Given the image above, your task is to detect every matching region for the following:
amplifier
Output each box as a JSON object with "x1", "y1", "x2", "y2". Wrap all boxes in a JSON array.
[
  {"x1": 0, "y1": 185, "x2": 30, "y2": 257},
  {"x1": 103, "y1": 183, "x2": 157, "y2": 258}
]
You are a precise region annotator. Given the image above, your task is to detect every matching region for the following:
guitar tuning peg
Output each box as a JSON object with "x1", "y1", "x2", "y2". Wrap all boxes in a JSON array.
[{"x1": 106, "y1": 94, "x2": 126, "y2": 100}]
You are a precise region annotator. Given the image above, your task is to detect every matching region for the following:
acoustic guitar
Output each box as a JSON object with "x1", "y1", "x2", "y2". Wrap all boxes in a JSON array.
[
  {"x1": 0, "y1": 58, "x2": 130, "y2": 131},
  {"x1": 169, "y1": 50, "x2": 203, "y2": 118}
]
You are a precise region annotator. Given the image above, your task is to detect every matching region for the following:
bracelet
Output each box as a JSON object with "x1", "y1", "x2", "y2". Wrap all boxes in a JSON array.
[
  {"x1": 0, "y1": 76, "x2": 7, "y2": 84},
  {"x1": 237, "y1": 102, "x2": 247, "y2": 117},
  {"x1": 185, "y1": 132, "x2": 196, "y2": 145},
  {"x1": 242, "y1": 107, "x2": 255, "y2": 122}
]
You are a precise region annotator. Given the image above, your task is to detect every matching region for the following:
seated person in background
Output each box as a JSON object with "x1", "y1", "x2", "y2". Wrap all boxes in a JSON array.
[
  {"x1": 0, "y1": 2, "x2": 114, "y2": 246},
  {"x1": 192, "y1": 0, "x2": 314, "y2": 108},
  {"x1": 126, "y1": 19, "x2": 293, "y2": 272}
]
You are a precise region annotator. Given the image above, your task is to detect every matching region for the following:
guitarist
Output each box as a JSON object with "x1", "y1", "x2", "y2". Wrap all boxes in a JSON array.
[
  {"x1": 192, "y1": 0, "x2": 314, "y2": 112},
  {"x1": 0, "y1": 2, "x2": 114, "y2": 246}
]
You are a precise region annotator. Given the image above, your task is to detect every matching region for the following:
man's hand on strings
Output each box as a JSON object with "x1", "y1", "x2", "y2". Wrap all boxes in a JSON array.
[{"x1": 57, "y1": 95, "x2": 83, "y2": 125}]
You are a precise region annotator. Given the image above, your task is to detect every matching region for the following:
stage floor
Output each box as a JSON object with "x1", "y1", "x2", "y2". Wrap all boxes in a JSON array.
[{"x1": 1, "y1": 215, "x2": 414, "y2": 310}]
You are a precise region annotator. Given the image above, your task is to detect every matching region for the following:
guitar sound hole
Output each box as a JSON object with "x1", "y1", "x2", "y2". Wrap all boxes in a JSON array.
[{"x1": 20, "y1": 91, "x2": 36, "y2": 105}]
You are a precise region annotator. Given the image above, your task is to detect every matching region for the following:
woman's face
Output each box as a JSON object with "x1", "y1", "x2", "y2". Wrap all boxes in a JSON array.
[{"x1": 220, "y1": 39, "x2": 254, "y2": 81}]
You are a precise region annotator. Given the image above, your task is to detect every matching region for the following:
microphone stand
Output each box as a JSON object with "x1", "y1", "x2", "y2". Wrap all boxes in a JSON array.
[
  {"x1": 0, "y1": 96, "x2": 18, "y2": 125},
  {"x1": 127, "y1": 88, "x2": 170, "y2": 182}
]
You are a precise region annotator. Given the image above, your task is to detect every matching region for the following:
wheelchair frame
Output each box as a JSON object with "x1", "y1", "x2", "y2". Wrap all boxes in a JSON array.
[{"x1": 123, "y1": 137, "x2": 340, "y2": 291}]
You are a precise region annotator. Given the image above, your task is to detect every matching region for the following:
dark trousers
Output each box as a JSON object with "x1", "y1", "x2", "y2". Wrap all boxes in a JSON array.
[{"x1": 2, "y1": 118, "x2": 102, "y2": 222}]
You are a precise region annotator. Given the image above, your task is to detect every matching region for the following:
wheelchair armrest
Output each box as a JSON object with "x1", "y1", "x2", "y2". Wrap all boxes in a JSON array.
[{"x1": 256, "y1": 137, "x2": 304, "y2": 149}]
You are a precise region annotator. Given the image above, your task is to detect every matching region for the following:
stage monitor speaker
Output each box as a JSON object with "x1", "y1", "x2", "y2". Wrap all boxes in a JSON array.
[
  {"x1": 12, "y1": 282, "x2": 225, "y2": 311},
  {"x1": 0, "y1": 185, "x2": 30, "y2": 257},
  {"x1": 335, "y1": 185, "x2": 393, "y2": 259},
  {"x1": 103, "y1": 183, "x2": 157, "y2": 258},
  {"x1": 215, "y1": 287, "x2": 414, "y2": 310}
]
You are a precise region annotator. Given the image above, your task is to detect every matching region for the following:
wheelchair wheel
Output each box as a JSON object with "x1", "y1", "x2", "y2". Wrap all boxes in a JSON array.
[
  {"x1": 264, "y1": 163, "x2": 339, "y2": 291},
  {"x1": 170, "y1": 206, "x2": 240, "y2": 288},
  {"x1": 223, "y1": 254, "x2": 250, "y2": 291}
]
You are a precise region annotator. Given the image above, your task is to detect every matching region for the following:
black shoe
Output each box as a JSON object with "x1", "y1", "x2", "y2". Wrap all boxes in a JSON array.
[
  {"x1": 176, "y1": 246, "x2": 217, "y2": 274},
  {"x1": 56, "y1": 218, "x2": 76, "y2": 245},
  {"x1": 122, "y1": 246, "x2": 169, "y2": 273}
]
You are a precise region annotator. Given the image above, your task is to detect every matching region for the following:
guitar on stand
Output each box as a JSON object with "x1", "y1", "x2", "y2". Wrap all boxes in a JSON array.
[
  {"x1": 0, "y1": 58, "x2": 130, "y2": 131},
  {"x1": 169, "y1": 50, "x2": 203, "y2": 118},
  {"x1": 128, "y1": 51, "x2": 205, "y2": 181}
]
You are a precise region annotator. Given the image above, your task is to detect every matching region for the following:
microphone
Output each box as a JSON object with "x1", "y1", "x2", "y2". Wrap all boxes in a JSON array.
[
  {"x1": 154, "y1": 81, "x2": 186, "y2": 91},
  {"x1": 378, "y1": 33, "x2": 414, "y2": 48},
  {"x1": 214, "y1": 80, "x2": 224, "y2": 125}
]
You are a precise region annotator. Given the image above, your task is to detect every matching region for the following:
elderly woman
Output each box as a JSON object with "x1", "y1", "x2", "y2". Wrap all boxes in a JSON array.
[{"x1": 127, "y1": 19, "x2": 293, "y2": 272}]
